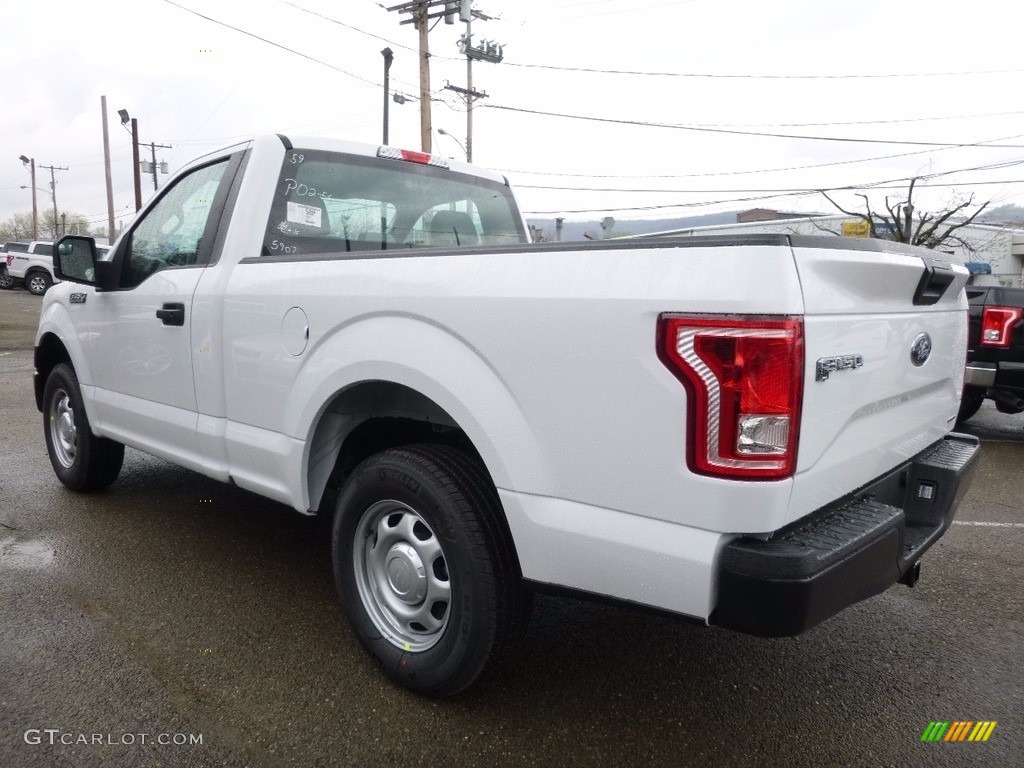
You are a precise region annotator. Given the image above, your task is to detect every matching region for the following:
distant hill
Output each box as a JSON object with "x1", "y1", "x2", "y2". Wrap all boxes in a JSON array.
[
  {"x1": 528, "y1": 203, "x2": 1024, "y2": 242},
  {"x1": 526, "y1": 212, "x2": 739, "y2": 242},
  {"x1": 978, "y1": 204, "x2": 1024, "y2": 226}
]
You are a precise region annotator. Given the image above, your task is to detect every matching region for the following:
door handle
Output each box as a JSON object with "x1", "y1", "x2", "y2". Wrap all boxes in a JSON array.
[{"x1": 156, "y1": 302, "x2": 185, "y2": 326}]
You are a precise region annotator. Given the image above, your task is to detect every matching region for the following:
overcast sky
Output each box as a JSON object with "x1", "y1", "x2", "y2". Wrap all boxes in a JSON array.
[{"x1": 3, "y1": 0, "x2": 1024, "y2": 236}]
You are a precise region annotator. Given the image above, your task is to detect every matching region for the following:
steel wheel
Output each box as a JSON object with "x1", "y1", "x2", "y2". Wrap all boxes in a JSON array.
[
  {"x1": 42, "y1": 363, "x2": 124, "y2": 491},
  {"x1": 49, "y1": 388, "x2": 78, "y2": 469},
  {"x1": 333, "y1": 445, "x2": 529, "y2": 696},
  {"x1": 353, "y1": 499, "x2": 451, "y2": 652}
]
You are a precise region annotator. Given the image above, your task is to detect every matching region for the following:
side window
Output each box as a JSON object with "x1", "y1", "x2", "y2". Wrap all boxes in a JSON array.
[{"x1": 121, "y1": 160, "x2": 228, "y2": 288}]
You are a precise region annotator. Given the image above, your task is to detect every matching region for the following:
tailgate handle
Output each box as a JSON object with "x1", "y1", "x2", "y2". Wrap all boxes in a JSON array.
[{"x1": 913, "y1": 258, "x2": 955, "y2": 306}]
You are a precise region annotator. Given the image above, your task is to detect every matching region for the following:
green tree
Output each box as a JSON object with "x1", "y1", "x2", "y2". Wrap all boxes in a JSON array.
[{"x1": 820, "y1": 178, "x2": 990, "y2": 250}]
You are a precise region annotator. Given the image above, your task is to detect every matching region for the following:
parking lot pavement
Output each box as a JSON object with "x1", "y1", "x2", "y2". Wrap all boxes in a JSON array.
[{"x1": 1, "y1": 290, "x2": 1022, "y2": 767}]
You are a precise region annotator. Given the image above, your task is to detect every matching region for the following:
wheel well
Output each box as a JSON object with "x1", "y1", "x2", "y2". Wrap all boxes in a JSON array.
[
  {"x1": 307, "y1": 381, "x2": 486, "y2": 512},
  {"x1": 34, "y1": 333, "x2": 71, "y2": 412}
]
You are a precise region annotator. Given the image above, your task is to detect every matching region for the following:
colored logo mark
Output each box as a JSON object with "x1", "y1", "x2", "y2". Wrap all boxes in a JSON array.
[{"x1": 921, "y1": 721, "x2": 997, "y2": 742}]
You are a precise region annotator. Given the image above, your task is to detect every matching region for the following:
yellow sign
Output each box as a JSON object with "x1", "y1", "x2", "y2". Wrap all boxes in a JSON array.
[{"x1": 842, "y1": 220, "x2": 871, "y2": 238}]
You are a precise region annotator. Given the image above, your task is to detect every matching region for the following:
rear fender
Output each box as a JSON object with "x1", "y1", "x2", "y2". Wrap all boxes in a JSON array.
[{"x1": 288, "y1": 314, "x2": 550, "y2": 510}]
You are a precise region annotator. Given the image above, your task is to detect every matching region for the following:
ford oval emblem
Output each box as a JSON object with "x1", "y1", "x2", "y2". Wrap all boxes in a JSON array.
[{"x1": 910, "y1": 333, "x2": 932, "y2": 367}]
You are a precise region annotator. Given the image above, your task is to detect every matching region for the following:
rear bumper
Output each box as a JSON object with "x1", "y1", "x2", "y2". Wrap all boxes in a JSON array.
[
  {"x1": 964, "y1": 362, "x2": 996, "y2": 387},
  {"x1": 964, "y1": 360, "x2": 1024, "y2": 391},
  {"x1": 711, "y1": 433, "x2": 980, "y2": 637}
]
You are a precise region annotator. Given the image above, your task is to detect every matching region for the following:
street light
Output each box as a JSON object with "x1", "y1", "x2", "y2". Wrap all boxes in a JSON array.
[
  {"x1": 19, "y1": 155, "x2": 38, "y2": 239},
  {"x1": 119, "y1": 108, "x2": 143, "y2": 211},
  {"x1": 437, "y1": 128, "x2": 468, "y2": 160},
  {"x1": 381, "y1": 47, "x2": 394, "y2": 145}
]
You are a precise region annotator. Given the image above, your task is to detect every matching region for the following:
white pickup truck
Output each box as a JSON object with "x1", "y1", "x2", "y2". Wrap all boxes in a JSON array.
[
  {"x1": 36, "y1": 134, "x2": 979, "y2": 696},
  {"x1": 5, "y1": 240, "x2": 54, "y2": 294},
  {"x1": 6, "y1": 240, "x2": 109, "y2": 295}
]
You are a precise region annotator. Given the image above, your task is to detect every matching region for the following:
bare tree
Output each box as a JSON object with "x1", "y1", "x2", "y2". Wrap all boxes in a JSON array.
[
  {"x1": 819, "y1": 178, "x2": 990, "y2": 250},
  {"x1": 0, "y1": 210, "x2": 91, "y2": 241},
  {"x1": 0, "y1": 212, "x2": 36, "y2": 241}
]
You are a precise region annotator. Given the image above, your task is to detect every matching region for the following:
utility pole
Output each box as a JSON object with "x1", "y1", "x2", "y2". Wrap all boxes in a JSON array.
[
  {"x1": 144, "y1": 141, "x2": 172, "y2": 191},
  {"x1": 29, "y1": 159, "x2": 38, "y2": 240},
  {"x1": 466, "y1": 12, "x2": 473, "y2": 162},
  {"x1": 417, "y1": 4, "x2": 432, "y2": 152},
  {"x1": 387, "y1": 0, "x2": 458, "y2": 153},
  {"x1": 19, "y1": 155, "x2": 38, "y2": 240},
  {"x1": 451, "y1": 3, "x2": 502, "y2": 163},
  {"x1": 131, "y1": 119, "x2": 142, "y2": 211},
  {"x1": 39, "y1": 164, "x2": 68, "y2": 240},
  {"x1": 101, "y1": 96, "x2": 115, "y2": 243},
  {"x1": 117, "y1": 109, "x2": 144, "y2": 211}
]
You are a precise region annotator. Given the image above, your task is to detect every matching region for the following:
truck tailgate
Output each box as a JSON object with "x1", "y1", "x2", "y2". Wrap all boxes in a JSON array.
[{"x1": 787, "y1": 240, "x2": 969, "y2": 520}]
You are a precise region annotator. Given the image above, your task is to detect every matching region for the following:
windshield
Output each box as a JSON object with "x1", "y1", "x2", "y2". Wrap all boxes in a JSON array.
[{"x1": 262, "y1": 149, "x2": 526, "y2": 256}]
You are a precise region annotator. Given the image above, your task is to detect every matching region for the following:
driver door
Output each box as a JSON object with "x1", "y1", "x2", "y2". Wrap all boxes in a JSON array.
[{"x1": 88, "y1": 157, "x2": 234, "y2": 466}]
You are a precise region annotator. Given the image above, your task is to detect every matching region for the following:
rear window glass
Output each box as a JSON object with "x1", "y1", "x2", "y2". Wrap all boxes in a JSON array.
[
  {"x1": 262, "y1": 149, "x2": 526, "y2": 257},
  {"x1": 3, "y1": 242, "x2": 29, "y2": 253},
  {"x1": 31, "y1": 243, "x2": 53, "y2": 256}
]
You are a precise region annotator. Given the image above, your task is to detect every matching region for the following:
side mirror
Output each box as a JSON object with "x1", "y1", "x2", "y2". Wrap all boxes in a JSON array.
[
  {"x1": 54, "y1": 236, "x2": 98, "y2": 285},
  {"x1": 54, "y1": 235, "x2": 116, "y2": 290}
]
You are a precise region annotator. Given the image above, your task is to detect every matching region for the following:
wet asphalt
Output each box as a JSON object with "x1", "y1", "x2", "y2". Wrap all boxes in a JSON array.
[{"x1": 1, "y1": 288, "x2": 1021, "y2": 767}]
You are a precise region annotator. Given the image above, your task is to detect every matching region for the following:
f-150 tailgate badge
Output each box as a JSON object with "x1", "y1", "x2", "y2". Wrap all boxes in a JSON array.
[{"x1": 816, "y1": 354, "x2": 863, "y2": 382}]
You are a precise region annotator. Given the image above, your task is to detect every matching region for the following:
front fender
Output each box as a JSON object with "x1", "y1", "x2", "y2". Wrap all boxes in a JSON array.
[{"x1": 35, "y1": 292, "x2": 92, "y2": 390}]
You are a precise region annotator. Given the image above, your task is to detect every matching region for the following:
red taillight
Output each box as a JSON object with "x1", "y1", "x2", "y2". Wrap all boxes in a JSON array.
[
  {"x1": 658, "y1": 314, "x2": 804, "y2": 480},
  {"x1": 979, "y1": 306, "x2": 1022, "y2": 348}
]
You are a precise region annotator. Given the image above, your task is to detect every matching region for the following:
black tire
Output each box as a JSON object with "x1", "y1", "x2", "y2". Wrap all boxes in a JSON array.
[
  {"x1": 332, "y1": 444, "x2": 529, "y2": 697},
  {"x1": 0, "y1": 265, "x2": 15, "y2": 290},
  {"x1": 43, "y1": 363, "x2": 124, "y2": 491},
  {"x1": 956, "y1": 389, "x2": 984, "y2": 425},
  {"x1": 26, "y1": 270, "x2": 52, "y2": 296}
]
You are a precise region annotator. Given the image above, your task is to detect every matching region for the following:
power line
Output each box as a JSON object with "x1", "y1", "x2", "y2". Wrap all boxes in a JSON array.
[
  {"x1": 499, "y1": 61, "x2": 1024, "y2": 80},
  {"x1": 158, "y1": 0, "x2": 1024, "y2": 152},
  {"x1": 520, "y1": 174, "x2": 1024, "y2": 216},
  {"x1": 495, "y1": 135, "x2": 1024, "y2": 181},
  {"x1": 522, "y1": 190, "x2": 823, "y2": 216},
  {"x1": 279, "y1": 1, "x2": 1024, "y2": 84},
  {"x1": 481, "y1": 103, "x2": 1024, "y2": 149},
  {"x1": 512, "y1": 156, "x2": 1024, "y2": 194},
  {"x1": 676, "y1": 108, "x2": 1024, "y2": 130},
  {"x1": 160, "y1": 0, "x2": 380, "y2": 89},
  {"x1": 278, "y1": 0, "x2": 418, "y2": 54},
  {"x1": 516, "y1": 177, "x2": 1024, "y2": 195}
]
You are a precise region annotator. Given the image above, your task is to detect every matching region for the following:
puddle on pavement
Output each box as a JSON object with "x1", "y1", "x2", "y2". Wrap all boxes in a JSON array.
[{"x1": 0, "y1": 535, "x2": 55, "y2": 569}]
